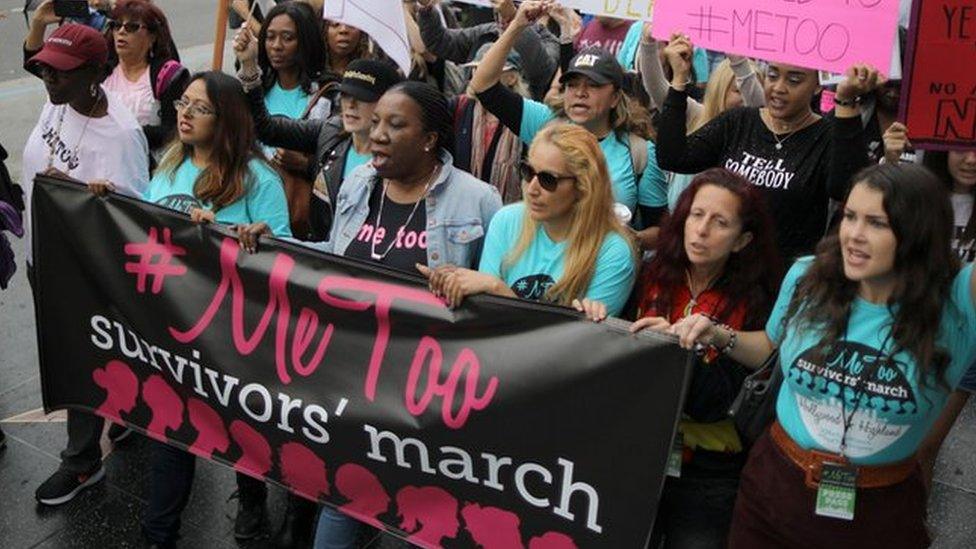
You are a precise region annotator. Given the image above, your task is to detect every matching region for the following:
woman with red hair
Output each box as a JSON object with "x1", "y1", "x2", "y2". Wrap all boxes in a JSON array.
[{"x1": 577, "y1": 167, "x2": 782, "y2": 547}]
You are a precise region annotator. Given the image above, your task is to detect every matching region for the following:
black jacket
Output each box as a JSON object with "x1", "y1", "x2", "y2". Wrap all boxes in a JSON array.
[{"x1": 246, "y1": 86, "x2": 352, "y2": 239}]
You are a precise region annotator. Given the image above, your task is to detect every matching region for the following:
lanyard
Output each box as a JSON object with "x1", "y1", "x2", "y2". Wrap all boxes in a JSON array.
[{"x1": 837, "y1": 315, "x2": 893, "y2": 458}]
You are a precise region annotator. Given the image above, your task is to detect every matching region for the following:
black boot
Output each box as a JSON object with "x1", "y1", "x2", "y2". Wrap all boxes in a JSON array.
[
  {"x1": 271, "y1": 493, "x2": 317, "y2": 548},
  {"x1": 233, "y1": 473, "x2": 267, "y2": 541}
]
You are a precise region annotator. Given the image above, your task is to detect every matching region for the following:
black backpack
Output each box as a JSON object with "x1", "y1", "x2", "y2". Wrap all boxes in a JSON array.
[{"x1": 0, "y1": 144, "x2": 24, "y2": 213}]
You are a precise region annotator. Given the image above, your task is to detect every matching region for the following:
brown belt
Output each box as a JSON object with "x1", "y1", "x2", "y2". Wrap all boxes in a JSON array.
[{"x1": 769, "y1": 421, "x2": 917, "y2": 489}]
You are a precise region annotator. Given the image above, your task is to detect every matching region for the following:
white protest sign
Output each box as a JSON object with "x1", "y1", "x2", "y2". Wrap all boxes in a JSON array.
[
  {"x1": 324, "y1": 0, "x2": 412, "y2": 76},
  {"x1": 451, "y1": 0, "x2": 655, "y2": 20}
]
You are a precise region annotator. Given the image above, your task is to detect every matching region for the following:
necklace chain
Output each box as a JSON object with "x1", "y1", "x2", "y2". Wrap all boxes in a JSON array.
[
  {"x1": 370, "y1": 165, "x2": 440, "y2": 262},
  {"x1": 767, "y1": 110, "x2": 813, "y2": 151},
  {"x1": 47, "y1": 92, "x2": 102, "y2": 172},
  {"x1": 682, "y1": 268, "x2": 719, "y2": 318}
]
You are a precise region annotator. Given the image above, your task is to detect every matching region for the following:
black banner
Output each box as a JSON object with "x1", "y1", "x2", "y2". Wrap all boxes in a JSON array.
[{"x1": 32, "y1": 176, "x2": 691, "y2": 548}]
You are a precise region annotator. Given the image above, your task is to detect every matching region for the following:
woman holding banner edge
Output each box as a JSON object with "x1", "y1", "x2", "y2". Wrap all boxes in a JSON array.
[
  {"x1": 575, "y1": 167, "x2": 782, "y2": 548},
  {"x1": 665, "y1": 162, "x2": 976, "y2": 546}
]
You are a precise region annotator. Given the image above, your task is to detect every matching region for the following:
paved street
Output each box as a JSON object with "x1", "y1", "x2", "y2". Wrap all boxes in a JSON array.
[{"x1": 1, "y1": 1, "x2": 976, "y2": 548}]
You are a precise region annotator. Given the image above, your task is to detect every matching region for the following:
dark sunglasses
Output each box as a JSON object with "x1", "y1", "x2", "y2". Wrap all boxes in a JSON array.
[
  {"x1": 108, "y1": 20, "x2": 151, "y2": 33},
  {"x1": 519, "y1": 160, "x2": 575, "y2": 192}
]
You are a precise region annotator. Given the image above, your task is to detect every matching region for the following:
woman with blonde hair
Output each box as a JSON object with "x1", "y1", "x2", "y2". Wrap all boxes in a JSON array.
[
  {"x1": 421, "y1": 123, "x2": 637, "y2": 316},
  {"x1": 470, "y1": 1, "x2": 668, "y2": 249}
]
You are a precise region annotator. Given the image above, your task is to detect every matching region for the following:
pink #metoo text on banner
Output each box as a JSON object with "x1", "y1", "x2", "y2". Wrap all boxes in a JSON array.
[
  {"x1": 651, "y1": 0, "x2": 901, "y2": 75},
  {"x1": 31, "y1": 177, "x2": 692, "y2": 548}
]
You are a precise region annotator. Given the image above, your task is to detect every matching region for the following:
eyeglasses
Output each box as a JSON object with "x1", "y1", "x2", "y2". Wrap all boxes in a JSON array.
[
  {"x1": 108, "y1": 20, "x2": 150, "y2": 33},
  {"x1": 173, "y1": 99, "x2": 216, "y2": 118},
  {"x1": 518, "y1": 160, "x2": 575, "y2": 192}
]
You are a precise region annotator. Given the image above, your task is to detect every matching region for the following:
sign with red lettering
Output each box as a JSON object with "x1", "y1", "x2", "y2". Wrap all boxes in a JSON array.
[
  {"x1": 651, "y1": 0, "x2": 901, "y2": 75},
  {"x1": 900, "y1": 0, "x2": 976, "y2": 150},
  {"x1": 32, "y1": 177, "x2": 692, "y2": 548}
]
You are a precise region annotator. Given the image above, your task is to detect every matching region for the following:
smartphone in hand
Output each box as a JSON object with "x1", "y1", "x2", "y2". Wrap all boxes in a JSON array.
[{"x1": 52, "y1": 0, "x2": 90, "y2": 19}]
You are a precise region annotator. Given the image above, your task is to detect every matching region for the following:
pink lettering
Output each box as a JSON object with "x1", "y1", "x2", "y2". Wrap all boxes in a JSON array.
[
  {"x1": 405, "y1": 337, "x2": 498, "y2": 429},
  {"x1": 168, "y1": 237, "x2": 499, "y2": 429}
]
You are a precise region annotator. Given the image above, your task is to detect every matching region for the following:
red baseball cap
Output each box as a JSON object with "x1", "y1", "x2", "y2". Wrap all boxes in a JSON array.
[{"x1": 27, "y1": 24, "x2": 109, "y2": 72}]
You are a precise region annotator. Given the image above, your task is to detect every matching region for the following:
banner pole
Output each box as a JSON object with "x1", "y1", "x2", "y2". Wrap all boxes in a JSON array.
[{"x1": 212, "y1": 0, "x2": 231, "y2": 71}]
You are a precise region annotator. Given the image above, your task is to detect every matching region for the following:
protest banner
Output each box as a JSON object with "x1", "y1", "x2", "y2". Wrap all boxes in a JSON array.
[
  {"x1": 899, "y1": 0, "x2": 976, "y2": 149},
  {"x1": 651, "y1": 0, "x2": 901, "y2": 75},
  {"x1": 31, "y1": 176, "x2": 692, "y2": 548},
  {"x1": 324, "y1": 0, "x2": 412, "y2": 76}
]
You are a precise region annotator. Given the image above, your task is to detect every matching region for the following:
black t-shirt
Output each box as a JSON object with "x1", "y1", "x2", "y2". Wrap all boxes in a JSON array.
[
  {"x1": 656, "y1": 89, "x2": 869, "y2": 260},
  {"x1": 344, "y1": 182, "x2": 429, "y2": 272}
]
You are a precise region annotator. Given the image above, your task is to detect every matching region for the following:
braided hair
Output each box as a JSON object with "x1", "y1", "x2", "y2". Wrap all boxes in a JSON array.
[{"x1": 387, "y1": 81, "x2": 455, "y2": 156}]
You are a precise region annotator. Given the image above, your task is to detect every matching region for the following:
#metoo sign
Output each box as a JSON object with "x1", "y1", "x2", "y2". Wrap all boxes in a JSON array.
[
  {"x1": 900, "y1": 0, "x2": 976, "y2": 149},
  {"x1": 651, "y1": 0, "x2": 901, "y2": 75}
]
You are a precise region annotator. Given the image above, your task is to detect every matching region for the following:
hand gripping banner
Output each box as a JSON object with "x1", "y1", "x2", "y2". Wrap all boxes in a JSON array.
[{"x1": 31, "y1": 176, "x2": 692, "y2": 548}]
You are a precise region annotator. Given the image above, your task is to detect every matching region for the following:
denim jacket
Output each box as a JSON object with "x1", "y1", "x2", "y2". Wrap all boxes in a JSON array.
[{"x1": 323, "y1": 150, "x2": 502, "y2": 269}]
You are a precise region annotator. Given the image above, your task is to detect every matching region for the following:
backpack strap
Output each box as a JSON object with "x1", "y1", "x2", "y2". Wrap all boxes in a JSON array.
[
  {"x1": 302, "y1": 82, "x2": 338, "y2": 120},
  {"x1": 628, "y1": 132, "x2": 648, "y2": 183},
  {"x1": 153, "y1": 60, "x2": 187, "y2": 100}
]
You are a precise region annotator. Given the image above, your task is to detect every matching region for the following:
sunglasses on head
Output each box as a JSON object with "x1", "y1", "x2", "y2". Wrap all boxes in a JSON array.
[
  {"x1": 108, "y1": 20, "x2": 150, "y2": 33},
  {"x1": 519, "y1": 160, "x2": 575, "y2": 192}
]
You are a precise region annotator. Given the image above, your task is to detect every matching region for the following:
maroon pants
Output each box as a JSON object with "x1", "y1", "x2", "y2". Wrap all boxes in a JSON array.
[{"x1": 728, "y1": 428, "x2": 930, "y2": 548}]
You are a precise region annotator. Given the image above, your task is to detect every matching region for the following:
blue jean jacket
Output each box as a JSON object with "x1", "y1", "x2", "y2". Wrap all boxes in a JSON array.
[{"x1": 323, "y1": 150, "x2": 502, "y2": 270}]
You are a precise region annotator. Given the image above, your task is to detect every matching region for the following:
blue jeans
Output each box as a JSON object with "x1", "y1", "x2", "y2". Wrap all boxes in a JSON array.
[{"x1": 313, "y1": 506, "x2": 361, "y2": 549}]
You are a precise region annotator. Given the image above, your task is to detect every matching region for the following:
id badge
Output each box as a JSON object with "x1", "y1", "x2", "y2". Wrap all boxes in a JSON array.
[
  {"x1": 815, "y1": 462, "x2": 857, "y2": 520},
  {"x1": 666, "y1": 432, "x2": 683, "y2": 478}
]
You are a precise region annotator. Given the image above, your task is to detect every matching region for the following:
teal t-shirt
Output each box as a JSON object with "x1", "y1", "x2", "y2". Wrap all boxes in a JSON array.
[
  {"x1": 343, "y1": 145, "x2": 372, "y2": 182},
  {"x1": 144, "y1": 157, "x2": 293, "y2": 238},
  {"x1": 767, "y1": 257, "x2": 976, "y2": 465},
  {"x1": 518, "y1": 99, "x2": 667, "y2": 213},
  {"x1": 478, "y1": 203, "x2": 636, "y2": 316},
  {"x1": 264, "y1": 82, "x2": 310, "y2": 119}
]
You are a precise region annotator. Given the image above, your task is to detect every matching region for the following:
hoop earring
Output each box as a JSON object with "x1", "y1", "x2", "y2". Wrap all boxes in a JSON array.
[{"x1": 90, "y1": 83, "x2": 98, "y2": 98}]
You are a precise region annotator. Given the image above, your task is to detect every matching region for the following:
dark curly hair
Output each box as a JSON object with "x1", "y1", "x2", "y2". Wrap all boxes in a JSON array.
[
  {"x1": 784, "y1": 163, "x2": 958, "y2": 388},
  {"x1": 639, "y1": 168, "x2": 782, "y2": 329}
]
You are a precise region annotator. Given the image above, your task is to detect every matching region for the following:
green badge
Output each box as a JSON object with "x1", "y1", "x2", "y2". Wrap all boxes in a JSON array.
[
  {"x1": 666, "y1": 432, "x2": 683, "y2": 478},
  {"x1": 815, "y1": 462, "x2": 857, "y2": 521}
]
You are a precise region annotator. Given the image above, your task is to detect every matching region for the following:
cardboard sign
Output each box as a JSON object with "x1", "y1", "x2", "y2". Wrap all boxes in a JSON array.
[
  {"x1": 900, "y1": 0, "x2": 976, "y2": 149},
  {"x1": 651, "y1": 0, "x2": 901, "y2": 75},
  {"x1": 324, "y1": 0, "x2": 412, "y2": 76}
]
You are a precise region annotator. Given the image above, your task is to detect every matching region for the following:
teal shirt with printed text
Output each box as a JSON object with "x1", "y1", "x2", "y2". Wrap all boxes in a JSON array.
[
  {"x1": 767, "y1": 257, "x2": 976, "y2": 465},
  {"x1": 518, "y1": 98, "x2": 667, "y2": 213},
  {"x1": 144, "y1": 157, "x2": 293, "y2": 239},
  {"x1": 478, "y1": 203, "x2": 636, "y2": 316}
]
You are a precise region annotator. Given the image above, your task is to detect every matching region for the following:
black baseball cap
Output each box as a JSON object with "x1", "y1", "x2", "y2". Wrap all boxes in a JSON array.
[
  {"x1": 560, "y1": 47, "x2": 624, "y2": 89},
  {"x1": 338, "y1": 59, "x2": 403, "y2": 103}
]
